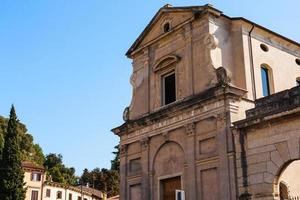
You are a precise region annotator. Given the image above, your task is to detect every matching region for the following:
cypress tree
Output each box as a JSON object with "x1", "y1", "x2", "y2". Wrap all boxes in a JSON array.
[{"x1": 0, "y1": 105, "x2": 26, "y2": 200}]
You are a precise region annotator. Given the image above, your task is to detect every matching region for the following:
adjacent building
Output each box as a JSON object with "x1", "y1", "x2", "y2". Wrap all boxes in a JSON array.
[
  {"x1": 23, "y1": 162, "x2": 106, "y2": 200},
  {"x1": 112, "y1": 4, "x2": 300, "y2": 200}
]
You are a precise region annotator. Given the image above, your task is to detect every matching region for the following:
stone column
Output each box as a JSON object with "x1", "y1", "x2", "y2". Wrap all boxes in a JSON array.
[
  {"x1": 120, "y1": 144, "x2": 128, "y2": 200},
  {"x1": 140, "y1": 137, "x2": 150, "y2": 200},
  {"x1": 184, "y1": 122, "x2": 197, "y2": 199}
]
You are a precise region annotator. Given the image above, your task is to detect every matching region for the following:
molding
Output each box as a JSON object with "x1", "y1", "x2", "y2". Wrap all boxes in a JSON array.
[{"x1": 153, "y1": 55, "x2": 180, "y2": 72}]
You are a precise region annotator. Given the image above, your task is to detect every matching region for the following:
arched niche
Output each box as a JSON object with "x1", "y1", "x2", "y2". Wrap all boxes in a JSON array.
[
  {"x1": 153, "y1": 141, "x2": 185, "y2": 177},
  {"x1": 151, "y1": 141, "x2": 185, "y2": 200}
]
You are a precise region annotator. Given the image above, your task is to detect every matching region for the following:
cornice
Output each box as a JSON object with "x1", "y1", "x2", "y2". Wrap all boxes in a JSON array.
[{"x1": 112, "y1": 85, "x2": 246, "y2": 136}]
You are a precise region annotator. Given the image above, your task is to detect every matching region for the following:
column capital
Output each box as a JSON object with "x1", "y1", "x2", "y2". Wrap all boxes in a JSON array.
[{"x1": 185, "y1": 122, "x2": 196, "y2": 136}]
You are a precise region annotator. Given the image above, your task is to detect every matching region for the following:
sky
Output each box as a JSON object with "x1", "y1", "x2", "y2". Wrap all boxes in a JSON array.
[{"x1": 0, "y1": 0, "x2": 299, "y2": 175}]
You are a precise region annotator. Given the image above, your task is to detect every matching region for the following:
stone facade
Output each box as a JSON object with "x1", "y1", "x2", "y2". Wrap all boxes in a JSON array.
[
  {"x1": 234, "y1": 87, "x2": 300, "y2": 200},
  {"x1": 112, "y1": 4, "x2": 300, "y2": 200}
]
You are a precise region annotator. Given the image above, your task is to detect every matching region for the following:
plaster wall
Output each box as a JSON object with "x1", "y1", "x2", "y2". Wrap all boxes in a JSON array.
[
  {"x1": 42, "y1": 185, "x2": 93, "y2": 200},
  {"x1": 24, "y1": 170, "x2": 44, "y2": 200}
]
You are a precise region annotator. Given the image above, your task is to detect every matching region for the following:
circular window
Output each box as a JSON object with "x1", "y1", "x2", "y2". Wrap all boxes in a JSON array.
[
  {"x1": 163, "y1": 22, "x2": 170, "y2": 33},
  {"x1": 296, "y1": 58, "x2": 300, "y2": 66},
  {"x1": 260, "y1": 44, "x2": 269, "y2": 52}
]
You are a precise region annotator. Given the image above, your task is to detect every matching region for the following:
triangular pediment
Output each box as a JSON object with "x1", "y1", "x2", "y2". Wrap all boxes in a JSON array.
[{"x1": 126, "y1": 5, "x2": 222, "y2": 58}]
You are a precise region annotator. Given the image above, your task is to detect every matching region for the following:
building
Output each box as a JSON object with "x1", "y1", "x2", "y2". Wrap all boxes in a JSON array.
[
  {"x1": 23, "y1": 162, "x2": 106, "y2": 200},
  {"x1": 112, "y1": 4, "x2": 300, "y2": 200},
  {"x1": 23, "y1": 162, "x2": 46, "y2": 200}
]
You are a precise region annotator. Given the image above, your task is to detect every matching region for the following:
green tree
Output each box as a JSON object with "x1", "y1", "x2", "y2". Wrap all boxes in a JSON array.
[
  {"x1": 80, "y1": 167, "x2": 120, "y2": 197},
  {"x1": 0, "y1": 115, "x2": 45, "y2": 165},
  {"x1": 110, "y1": 145, "x2": 120, "y2": 171},
  {"x1": 44, "y1": 153, "x2": 77, "y2": 185},
  {"x1": 0, "y1": 105, "x2": 26, "y2": 200}
]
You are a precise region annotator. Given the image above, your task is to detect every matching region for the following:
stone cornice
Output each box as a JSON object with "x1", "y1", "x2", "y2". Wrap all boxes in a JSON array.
[
  {"x1": 112, "y1": 85, "x2": 246, "y2": 136},
  {"x1": 234, "y1": 86, "x2": 300, "y2": 130}
]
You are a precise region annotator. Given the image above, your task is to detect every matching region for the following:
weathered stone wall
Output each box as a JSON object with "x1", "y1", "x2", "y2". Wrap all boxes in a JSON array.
[{"x1": 234, "y1": 87, "x2": 300, "y2": 200}]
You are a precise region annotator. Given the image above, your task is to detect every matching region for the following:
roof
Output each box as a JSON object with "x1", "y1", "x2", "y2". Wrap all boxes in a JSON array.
[
  {"x1": 22, "y1": 161, "x2": 45, "y2": 172},
  {"x1": 126, "y1": 4, "x2": 300, "y2": 58},
  {"x1": 45, "y1": 182, "x2": 104, "y2": 199},
  {"x1": 79, "y1": 186, "x2": 104, "y2": 199}
]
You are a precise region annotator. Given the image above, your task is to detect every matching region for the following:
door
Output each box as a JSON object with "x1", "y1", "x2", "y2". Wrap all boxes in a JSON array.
[{"x1": 161, "y1": 176, "x2": 181, "y2": 200}]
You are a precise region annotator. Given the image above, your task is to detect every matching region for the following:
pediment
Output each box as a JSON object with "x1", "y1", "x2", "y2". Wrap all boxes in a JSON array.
[
  {"x1": 126, "y1": 5, "x2": 222, "y2": 58},
  {"x1": 140, "y1": 11, "x2": 193, "y2": 47},
  {"x1": 153, "y1": 55, "x2": 180, "y2": 72}
]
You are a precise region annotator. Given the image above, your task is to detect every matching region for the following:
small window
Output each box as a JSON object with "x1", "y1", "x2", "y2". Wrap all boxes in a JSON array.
[
  {"x1": 296, "y1": 58, "x2": 300, "y2": 66},
  {"x1": 31, "y1": 172, "x2": 41, "y2": 181},
  {"x1": 57, "y1": 191, "x2": 62, "y2": 199},
  {"x1": 261, "y1": 65, "x2": 271, "y2": 96},
  {"x1": 163, "y1": 22, "x2": 170, "y2": 33},
  {"x1": 162, "y1": 72, "x2": 176, "y2": 105},
  {"x1": 260, "y1": 44, "x2": 269, "y2": 52},
  {"x1": 69, "y1": 193, "x2": 72, "y2": 200},
  {"x1": 31, "y1": 190, "x2": 38, "y2": 200},
  {"x1": 46, "y1": 189, "x2": 51, "y2": 197}
]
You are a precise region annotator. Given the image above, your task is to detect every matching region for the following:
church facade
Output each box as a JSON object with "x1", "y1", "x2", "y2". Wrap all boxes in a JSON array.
[{"x1": 112, "y1": 4, "x2": 300, "y2": 200}]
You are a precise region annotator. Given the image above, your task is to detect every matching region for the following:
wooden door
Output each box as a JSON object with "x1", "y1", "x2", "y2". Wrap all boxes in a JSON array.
[{"x1": 161, "y1": 176, "x2": 181, "y2": 200}]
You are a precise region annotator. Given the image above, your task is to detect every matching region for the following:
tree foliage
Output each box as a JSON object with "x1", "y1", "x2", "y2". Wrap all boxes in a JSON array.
[
  {"x1": 44, "y1": 153, "x2": 77, "y2": 185},
  {"x1": 80, "y1": 168, "x2": 120, "y2": 197},
  {"x1": 0, "y1": 105, "x2": 26, "y2": 200},
  {"x1": 110, "y1": 145, "x2": 120, "y2": 171},
  {"x1": 80, "y1": 145, "x2": 120, "y2": 197},
  {"x1": 0, "y1": 115, "x2": 45, "y2": 165}
]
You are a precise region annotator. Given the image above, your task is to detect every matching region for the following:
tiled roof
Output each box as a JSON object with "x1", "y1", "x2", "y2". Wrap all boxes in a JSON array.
[{"x1": 22, "y1": 161, "x2": 45, "y2": 171}]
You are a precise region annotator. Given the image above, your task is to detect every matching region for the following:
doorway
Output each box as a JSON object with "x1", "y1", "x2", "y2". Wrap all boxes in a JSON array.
[{"x1": 160, "y1": 176, "x2": 181, "y2": 200}]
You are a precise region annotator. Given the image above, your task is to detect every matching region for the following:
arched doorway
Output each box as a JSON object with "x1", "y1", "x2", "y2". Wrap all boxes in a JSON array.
[{"x1": 277, "y1": 160, "x2": 300, "y2": 200}]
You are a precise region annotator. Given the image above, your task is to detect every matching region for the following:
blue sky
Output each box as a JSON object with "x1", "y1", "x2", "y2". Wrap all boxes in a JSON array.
[{"x1": 0, "y1": 0, "x2": 299, "y2": 175}]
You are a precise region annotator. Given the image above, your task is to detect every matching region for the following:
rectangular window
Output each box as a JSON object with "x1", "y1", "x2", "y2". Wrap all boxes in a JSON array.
[
  {"x1": 31, "y1": 172, "x2": 41, "y2": 181},
  {"x1": 69, "y1": 193, "x2": 72, "y2": 200},
  {"x1": 162, "y1": 72, "x2": 176, "y2": 105},
  {"x1": 31, "y1": 190, "x2": 38, "y2": 200},
  {"x1": 57, "y1": 191, "x2": 62, "y2": 199},
  {"x1": 46, "y1": 189, "x2": 51, "y2": 197},
  {"x1": 261, "y1": 66, "x2": 270, "y2": 96}
]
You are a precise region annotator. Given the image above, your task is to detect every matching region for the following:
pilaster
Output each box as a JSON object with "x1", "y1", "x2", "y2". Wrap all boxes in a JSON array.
[
  {"x1": 120, "y1": 144, "x2": 128, "y2": 200},
  {"x1": 184, "y1": 122, "x2": 197, "y2": 199},
  {"x1": 140, "y1": 137, "x2": 150, "y2": 200}
]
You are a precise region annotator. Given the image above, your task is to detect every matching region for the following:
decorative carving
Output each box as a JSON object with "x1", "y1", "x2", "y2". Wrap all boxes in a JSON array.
[
  {"x1": 162, "y1": 131, "x2": 169, "y2": 141},
  {"x1": 185, "y1": 122, "x2": 196, "y2": 136},
  {"x1": 130, "y1": 69, "x2": 145, "y2": 89},
  {"x1": 216, "y1": 67, "x2": 231, "y2": 87},
  {"x1": 153, "y1": 55, "x2": 180, "y2": 72},
  {"x1": 216, "y1": 112, "x2": 227, "y2": 122},
  {"x1": 123, "y1": 107, "x2": 129, "y2": 122},
  {"x1": 120, "y1": 144, "x2": 128, "y2": 157},
  {"x1": 140, "y1": 137, "x2": 149, "y2": 149},
  {"x1": 204, "y1": 34, "x2": 218, "y2": 49}
]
